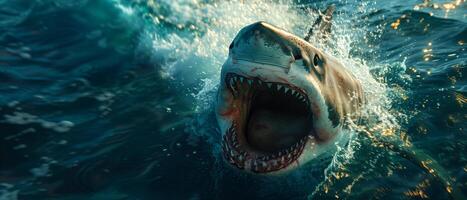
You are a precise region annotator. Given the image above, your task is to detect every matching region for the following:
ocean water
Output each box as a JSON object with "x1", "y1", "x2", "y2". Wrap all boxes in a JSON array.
[{"x1": 0, "y1": 0, "x2": 465, "y2": 199}]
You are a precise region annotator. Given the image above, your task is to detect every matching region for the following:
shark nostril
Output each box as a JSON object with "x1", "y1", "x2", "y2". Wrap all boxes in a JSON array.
[
  {"x1": 229, "y1": 42, "x2": 234, "y2": 49},
  {"x1": 293, "y1": 53, "x2": 312, "y2": 73},
  {"x1": 293, "y1": 54, "x2": 302, "y2": 60}
]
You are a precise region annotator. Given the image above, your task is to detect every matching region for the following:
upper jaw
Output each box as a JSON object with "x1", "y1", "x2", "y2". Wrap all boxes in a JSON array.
[{"x1": 224, "y1": 72, "x2": 310, "y2": 106}]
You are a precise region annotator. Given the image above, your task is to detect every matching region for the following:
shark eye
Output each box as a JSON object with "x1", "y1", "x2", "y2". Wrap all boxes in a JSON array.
[
  {"x1": 312, "y1": 54, "x2": 325, "y2": 81},
  {"x1": 313, "y1": 54, "x2": 322, "y2": 67}
]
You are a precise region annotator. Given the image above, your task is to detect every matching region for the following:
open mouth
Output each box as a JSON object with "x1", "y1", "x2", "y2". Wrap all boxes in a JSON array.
[{"x1": 222, "y1": 73, "x2": 314, "y2": 173}]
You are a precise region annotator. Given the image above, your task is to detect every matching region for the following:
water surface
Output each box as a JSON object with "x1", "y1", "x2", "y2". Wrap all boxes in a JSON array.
[{"x1": 0, "y1": 0, "x2": 466, "y2": 199}]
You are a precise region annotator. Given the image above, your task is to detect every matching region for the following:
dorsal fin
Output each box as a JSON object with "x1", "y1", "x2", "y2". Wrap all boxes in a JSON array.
[{"x1": 304, "y1": 5, "x2": 335, "y2": 42}]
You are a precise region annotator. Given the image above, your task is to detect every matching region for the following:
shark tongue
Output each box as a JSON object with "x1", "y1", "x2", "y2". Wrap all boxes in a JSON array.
[{"x1": 246, "y1": 108, "x2": 310, "y2": 153}]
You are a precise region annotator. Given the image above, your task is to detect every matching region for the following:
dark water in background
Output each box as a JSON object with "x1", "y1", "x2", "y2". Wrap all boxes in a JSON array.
[{"x1": 0, "y1": 0, "x2": 465, "y2": 199}]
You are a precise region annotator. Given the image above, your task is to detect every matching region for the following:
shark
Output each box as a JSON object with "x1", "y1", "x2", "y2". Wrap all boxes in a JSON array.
[{"x1": 215, "y1": 5, "x2": 362, "y2": 173}]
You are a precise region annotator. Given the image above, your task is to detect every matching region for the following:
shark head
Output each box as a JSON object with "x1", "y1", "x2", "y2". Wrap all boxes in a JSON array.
[{"x1": 216, "y1": 22, "x2": 363, "y2": 174}]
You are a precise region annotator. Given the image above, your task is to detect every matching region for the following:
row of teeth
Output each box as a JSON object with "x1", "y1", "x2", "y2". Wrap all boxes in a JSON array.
[
  {"x1": 222, "y1": 123, "x2": 307, "y2": 172},
  {"x1": 227, "y1": 75, "x2": 309, "y2": 105}
]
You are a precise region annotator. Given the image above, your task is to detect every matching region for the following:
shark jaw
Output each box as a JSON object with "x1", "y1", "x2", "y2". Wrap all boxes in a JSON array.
[
  {"x1": 216, "y1": 62, "x2": 339, "y2": 174},
  {"x1": 221, "y1": 72, "x2": 313, "y2": 173}
]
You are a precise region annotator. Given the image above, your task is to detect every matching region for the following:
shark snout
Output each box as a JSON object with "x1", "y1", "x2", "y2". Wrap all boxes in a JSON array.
[
  {"x1": 230, "y1": 22, "x2": 302, "y2": 68},
  {"x1": 229, "y1": 21, "x2": 315, "y2": 72}
]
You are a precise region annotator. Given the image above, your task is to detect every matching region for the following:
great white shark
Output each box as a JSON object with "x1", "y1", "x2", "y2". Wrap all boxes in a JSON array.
[{"x1": 214, "y1": 5, "x2": 464, "y2": 200}]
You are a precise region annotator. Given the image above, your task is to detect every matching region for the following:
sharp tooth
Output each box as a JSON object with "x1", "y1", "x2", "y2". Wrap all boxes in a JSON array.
[
  {"x1": 267, "y1": 83, "x2": 272, "y2": 88},
  {"x1": 291, "y1": 90, "x2": 295, "y2": 95},
  {"x1": 239, "y1": 77, "x2": 244, "y2": 83},
  {"x1": 277, "y1": 85, "x2": 282, "y2": 90},
  {"x1": 284, "y1": 87, "x2": 289, "y2": 93},
  {"x1": 247, "y1": 79, "x2": 252, "y2": 85},
  {"x1": 233, "y1": 77, "x2": 237, "y2": 83}
]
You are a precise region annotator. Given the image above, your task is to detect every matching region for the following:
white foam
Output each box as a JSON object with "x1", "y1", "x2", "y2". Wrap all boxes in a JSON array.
[{"x1": 3, "y1": 112, "x2": 74, "y2": 133}]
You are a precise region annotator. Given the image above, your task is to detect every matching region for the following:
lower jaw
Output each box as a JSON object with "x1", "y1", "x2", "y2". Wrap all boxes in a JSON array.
[{"x1": 222, "y1": 122, "x2": 307, "y2": 173}]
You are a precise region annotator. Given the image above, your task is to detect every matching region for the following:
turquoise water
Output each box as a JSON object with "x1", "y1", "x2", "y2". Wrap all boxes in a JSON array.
[{"x1": 0, "y1": 0, "x2": 465, "y2": 199}]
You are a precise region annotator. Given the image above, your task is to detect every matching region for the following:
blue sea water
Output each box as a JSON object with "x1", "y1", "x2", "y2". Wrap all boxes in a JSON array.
[{"x1": 0, "y1": 0, "x2": 465, "y2": 199}]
